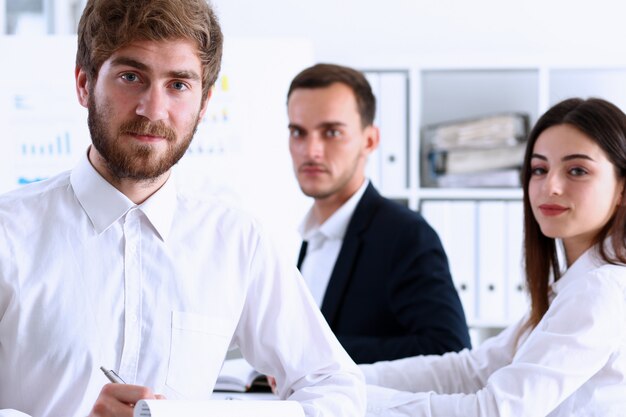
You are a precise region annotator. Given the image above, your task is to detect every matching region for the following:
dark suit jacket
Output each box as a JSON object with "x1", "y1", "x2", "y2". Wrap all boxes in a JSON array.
[{"x1": 301, "y1": 183, "x2": 471, "y2": 363}]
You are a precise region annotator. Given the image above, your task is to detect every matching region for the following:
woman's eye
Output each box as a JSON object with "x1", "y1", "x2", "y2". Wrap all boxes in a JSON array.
[
  {"x1": 530, "y1": 166, "x2": 546, "y2": 176},
  {"x1": 569, "y1": 167, "x2": 588, "y2": 177}
]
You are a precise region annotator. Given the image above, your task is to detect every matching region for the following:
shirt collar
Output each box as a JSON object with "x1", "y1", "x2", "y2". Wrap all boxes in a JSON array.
[
  {"x1": 299, "y1": 179, "x2": 369, "y2": 241},
  {"x1": 551, "y1": 244, "x2": 606, "y2": 296},
  {"x1": 138, "y1": 170, "x2": 177, "y2": 242},
  {"x1": 71, "y1": 149, "x2": 177, "y2": 241}
]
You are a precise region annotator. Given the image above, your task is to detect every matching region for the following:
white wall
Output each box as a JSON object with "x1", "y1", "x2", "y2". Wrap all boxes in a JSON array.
[
  {"x1": 212, "y1": 0, "x2": 626, "y2": 67},
  {"x1": 0, "y1": 0, "x2": 5, "y2": 33}
]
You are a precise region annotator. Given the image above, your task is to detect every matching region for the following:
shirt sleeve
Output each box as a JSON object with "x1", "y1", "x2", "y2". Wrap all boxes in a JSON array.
[
  {"x1": 360, "y1": 315, "x2": 525, "y2": 394},
  {"x1": 0, "y1": 411, "x2": 32, "y2": 417},
  {"x1": 362, "y1": 268, "x2": 626, "y2": 417},
  {"x1": 231, "y1": 224, "x2": 366, "y2": 417},
  {"x1": 0, "y1": 221, "x2": 28, "y2": 417}
]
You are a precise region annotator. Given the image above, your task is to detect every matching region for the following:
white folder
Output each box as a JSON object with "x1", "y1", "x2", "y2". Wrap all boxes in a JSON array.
[
  {"x1": 505, "y1": 200, "x2": 528, "y2": 322},
  {"x1": 364, "y1": 71, "x2": 382, "y2": 189},
  {"x1": 420, "y1": 200, "x2": 477, "y2": 323},
  {"x1": 447, "y1": 201, "x2": 478, "y2": 324},
  {"x1": 378, "y1": 72, "x2": 408, "y2": 194},
  {"x1": 477, "y1": 201, "x2": 507, "y2": 325}
]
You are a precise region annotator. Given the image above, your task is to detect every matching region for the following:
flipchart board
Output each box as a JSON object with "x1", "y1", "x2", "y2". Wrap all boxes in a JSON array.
[{"x1": 0, "y1": 36, "x2": 313, "y2": 258}]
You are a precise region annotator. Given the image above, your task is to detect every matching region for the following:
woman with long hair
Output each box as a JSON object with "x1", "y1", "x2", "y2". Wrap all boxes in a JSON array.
[{"x1": 362, "y1": 97, "x2": 626, "y2": 416}]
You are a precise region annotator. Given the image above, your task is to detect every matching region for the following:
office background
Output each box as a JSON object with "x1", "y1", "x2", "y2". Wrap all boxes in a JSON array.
[{"x1": 2, "y1": 0, "x2": 626, "y2": 343}]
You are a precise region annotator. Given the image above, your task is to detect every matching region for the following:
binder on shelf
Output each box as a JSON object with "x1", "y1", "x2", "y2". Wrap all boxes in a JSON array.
[
  {"x1": 505, "y1": 200, "x2": 528, "y2": 321},
  {"x1": 476, "y1": 201, "x2": 507, "y2": 324},
  {"x1": 434, "y1": 168, "x2": 520, "y2": 188},
  {"x1": 420, "y1": 112, "x2": 529, "y2": 188},
  {"x1": 364, "y1": 71, "x2": 382, "y2": 189},
  {"x1": 429, "y1": 143, "x2": 527, "y2": 175},
  {"x1": 425, "y1": 113, "x2": 528, "y2": 149},
  {"x1": 447, "y1": 201, "x2": 478, "y2": 323},
  {"x1": 378, "y1": 72, "x2": 408, "y2": 194},
  {"x1": 420, "y1": 200, "x2": 477, "y2": 323}
]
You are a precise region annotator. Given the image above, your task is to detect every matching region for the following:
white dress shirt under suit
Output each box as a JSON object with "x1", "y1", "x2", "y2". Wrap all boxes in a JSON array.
[
  {"x1": 0, "y1": 153, "x2": 365, "y2": 417},
  {"x1": 361, "y1": 245, "x2": 626, "y2": 416},
  {"x1": 298, "y1": 180, "x2": 369, "y2": 307}
]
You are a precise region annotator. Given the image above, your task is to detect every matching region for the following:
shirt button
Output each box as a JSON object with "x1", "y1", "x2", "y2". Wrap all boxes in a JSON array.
[{"x1": 129, "y1": 313, "x2": 138, "y2": 323}]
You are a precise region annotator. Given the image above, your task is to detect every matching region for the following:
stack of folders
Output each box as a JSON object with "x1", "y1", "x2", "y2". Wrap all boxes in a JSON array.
[{"x1": 420, "y1": 113, "x2": 530, "y2": 187}]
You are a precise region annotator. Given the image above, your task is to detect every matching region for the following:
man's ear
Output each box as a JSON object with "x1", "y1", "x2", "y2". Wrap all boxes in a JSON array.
[
  {"x1": 363, "y1": 125, "x2": 380, "y2": 156},
  {"x1": 75, "y1": 66, "x2": 90, "y2": 108},
  {"x1": 198, "y1": 87, "x2": 214, "y2": 120}
]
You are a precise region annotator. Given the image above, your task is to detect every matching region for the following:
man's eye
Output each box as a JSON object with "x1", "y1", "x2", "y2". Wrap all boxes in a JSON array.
[
  {"x1": 171, "y1": 81, "x2": 188, "y2": 91},
  {"x1": 325, "y1": 129, "x2": 341, "y2": 138},
  {"x1": 121, "y1": 73, "x2": 139, "y2": 82},
  {"x1": 290, "y1": 129, "x2": 302, "y2": 138}
]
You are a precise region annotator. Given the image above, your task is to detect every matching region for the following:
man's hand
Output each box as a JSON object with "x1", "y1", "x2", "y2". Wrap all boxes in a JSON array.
[{"x1": 88, "y1": 383, "x2": 165, "y2": 417}]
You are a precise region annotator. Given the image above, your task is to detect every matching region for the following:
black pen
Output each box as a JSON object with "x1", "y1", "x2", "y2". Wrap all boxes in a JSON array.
[{"x1": 100, "y1": 366, "x2": 126, "y2": 384}]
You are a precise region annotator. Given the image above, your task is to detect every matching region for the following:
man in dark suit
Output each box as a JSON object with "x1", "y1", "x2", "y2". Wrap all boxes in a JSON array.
[{"x1": 287, "y1": 63, "x2": 471, "y2": 364}]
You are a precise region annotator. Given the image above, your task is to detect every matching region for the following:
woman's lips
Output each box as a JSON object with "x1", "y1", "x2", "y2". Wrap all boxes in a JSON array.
[{"x1": 539, "y1": 204, "x2": 569, "y2": 216}]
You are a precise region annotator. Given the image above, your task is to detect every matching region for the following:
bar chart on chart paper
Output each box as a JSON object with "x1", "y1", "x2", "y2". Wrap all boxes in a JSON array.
[
  {"x1": 20, "y1": 132, "x2": 72, "y2": 158},
  {"x1": 14, "y1": 126, "x2": 88, "y2": 187},
  {"x1": 3, "y1": 86, "x2": 90, "y2": 193},
  {"x1": 0, "y1": 36, "x2": 90, "y2": 194}
]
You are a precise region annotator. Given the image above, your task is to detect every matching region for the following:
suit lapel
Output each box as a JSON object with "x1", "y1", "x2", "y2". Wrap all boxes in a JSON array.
[{"x1": 321, "y1": 183, "x2": 383, "y2": 326}]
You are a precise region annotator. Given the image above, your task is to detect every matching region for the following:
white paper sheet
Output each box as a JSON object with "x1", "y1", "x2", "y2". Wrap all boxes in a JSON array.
[{"x1": 134, "y1": 399, "x2": 304, "y2": 417}]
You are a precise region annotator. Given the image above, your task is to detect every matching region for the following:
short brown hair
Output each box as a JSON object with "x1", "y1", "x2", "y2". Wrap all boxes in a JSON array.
[
  {"x1": 76, "y1": 0, "x2": 223, "y2": 101},
  {"x1": 287, "y1": 63, "x2": 376, "y2": 127}
]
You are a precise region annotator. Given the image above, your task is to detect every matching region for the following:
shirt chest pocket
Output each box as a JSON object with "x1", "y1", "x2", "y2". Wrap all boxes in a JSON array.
[{"x1": 165, "y1": 311, "x2": 232, "y2": 399}]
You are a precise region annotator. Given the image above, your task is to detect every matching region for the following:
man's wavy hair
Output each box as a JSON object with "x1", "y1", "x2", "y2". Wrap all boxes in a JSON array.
[{"x1": 76, "y1": 0, "x2": 223, "y2": 102}]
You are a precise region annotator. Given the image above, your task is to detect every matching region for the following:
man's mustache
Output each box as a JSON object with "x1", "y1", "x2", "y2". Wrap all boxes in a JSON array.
[
  {"x1": 299, "y1": 162, "x2": 329, "y2": 172},
  {"x1": 119, "y1": 118, "x2": 176, "y2": 141}
]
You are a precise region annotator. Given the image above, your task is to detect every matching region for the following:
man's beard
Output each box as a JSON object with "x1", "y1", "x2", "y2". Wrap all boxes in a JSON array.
[{"x1": 87, "y1": 95, "x2": 200, "y2": 181}]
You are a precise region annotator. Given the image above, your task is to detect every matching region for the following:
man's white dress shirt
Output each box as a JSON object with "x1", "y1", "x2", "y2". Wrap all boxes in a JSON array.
[
  {"x1": 299, "y1": 180, "x2": 368, "y2": 307},
  {"x1": 0, "y1": 153, "x2": 365, "y2": 417},
  {"x1": 360, "y1": 245, "x2": 626, "y2": 416}
]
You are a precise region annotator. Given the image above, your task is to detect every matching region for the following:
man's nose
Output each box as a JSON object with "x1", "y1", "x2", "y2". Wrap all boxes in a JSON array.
[
  {"x1": 136, "y1": 86, "x2": 168, "y2": 121},
  {"x1": 303, "y1": 135, "x2": 323, "y2": 159}
]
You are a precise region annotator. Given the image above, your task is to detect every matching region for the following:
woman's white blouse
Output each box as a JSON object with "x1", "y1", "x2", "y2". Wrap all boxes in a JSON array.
[{"x1": 361, "y1": 247, "x2": 626, "y2": 417}]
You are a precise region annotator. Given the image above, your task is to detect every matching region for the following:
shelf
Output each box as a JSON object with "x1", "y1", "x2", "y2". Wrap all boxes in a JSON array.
[{"x1": 418, "y1": 188, "x2": 523, "y2": 201}]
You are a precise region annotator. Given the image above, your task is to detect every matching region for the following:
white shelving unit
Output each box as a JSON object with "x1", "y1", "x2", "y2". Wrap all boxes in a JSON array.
[
  {"x1": 364, "y1": 64, "x2": 626, "y2": 344},
  {"x1": 2, "y1": 0, "x2": 84, "y2": 34}
]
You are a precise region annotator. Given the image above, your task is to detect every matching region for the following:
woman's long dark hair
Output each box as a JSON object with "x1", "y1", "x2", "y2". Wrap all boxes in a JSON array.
[{"x1": 521, "y1": 98, "x2": 626, "y2": 329}]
